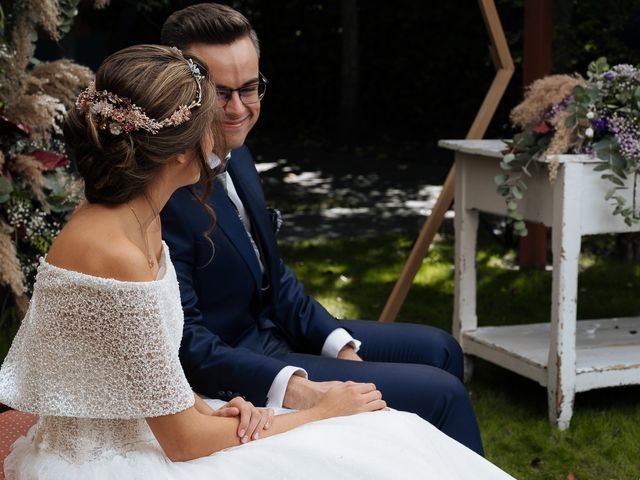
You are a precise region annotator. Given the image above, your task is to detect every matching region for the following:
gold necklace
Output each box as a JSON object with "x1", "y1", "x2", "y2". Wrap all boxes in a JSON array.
[{"x1": 126, "y1": 194, "x2": 159, "y2": 269}]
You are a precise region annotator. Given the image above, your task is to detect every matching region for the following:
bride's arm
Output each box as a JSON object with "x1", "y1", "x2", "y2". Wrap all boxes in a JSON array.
[
  {"x1": 147, "y1": 382, "x2": 386, "y2": 462},
  {"x1": 192, "y1": 392, "x2": 216, "y2": 415},
  {"x1": 193, "y1": 392, "x2": 276, "y2": 443}
]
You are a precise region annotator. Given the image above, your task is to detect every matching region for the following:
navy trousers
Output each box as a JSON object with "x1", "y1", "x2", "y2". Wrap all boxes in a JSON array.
[{"x1": 275, "y1": 320, "x2": 484, "y2": 456}]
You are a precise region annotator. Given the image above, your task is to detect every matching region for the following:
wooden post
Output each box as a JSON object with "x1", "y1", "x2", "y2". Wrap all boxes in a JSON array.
[
  {"x1": 379, "y1": 0, "x2": 514, "y2": 322},
  {"x1": 519, "y1": 0, "x2": 554, "y2": 269}
]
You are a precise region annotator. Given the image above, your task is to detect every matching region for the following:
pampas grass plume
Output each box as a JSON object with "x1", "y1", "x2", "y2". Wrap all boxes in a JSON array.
[
  {"x1": 511, "y1": 75, "x2": 585, "y2": 128},
  {"x1": 12, "y1": 155, "x2": 47, "y2": 204},
  {"x1": 28, "y1": 0, "x2": 60, "y2": 40},
  {"x1": 0, "y1": 224, "x2": 26, "y2": 298},
  {"x1": 31, "y1": 60, "x2": 94, "y2": 109}
]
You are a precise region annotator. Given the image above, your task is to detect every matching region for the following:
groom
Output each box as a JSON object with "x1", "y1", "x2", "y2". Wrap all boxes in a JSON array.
[{"x1": 160, "y1": 3, "x2": 483, "y2": 455}]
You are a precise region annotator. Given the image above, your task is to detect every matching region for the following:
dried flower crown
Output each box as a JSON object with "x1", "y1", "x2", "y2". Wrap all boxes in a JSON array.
[{"x1": 75, "y1": 57, "x2": 204, "y2": 136}]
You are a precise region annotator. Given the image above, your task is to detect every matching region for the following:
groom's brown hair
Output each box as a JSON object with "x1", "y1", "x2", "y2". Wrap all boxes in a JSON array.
[{"x1": 160, "y1": 3, "x2": 260, "y2": 57}]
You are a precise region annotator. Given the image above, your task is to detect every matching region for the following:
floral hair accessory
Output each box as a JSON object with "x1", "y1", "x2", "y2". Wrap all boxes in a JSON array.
[{"x1": 74, "y1": 54, "x2": 204, "y2": 135}]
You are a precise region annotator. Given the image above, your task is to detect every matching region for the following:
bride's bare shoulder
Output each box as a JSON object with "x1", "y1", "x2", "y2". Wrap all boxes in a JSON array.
[{"x1": 46, "y1": 210, "x2": 152, "y2": 282}]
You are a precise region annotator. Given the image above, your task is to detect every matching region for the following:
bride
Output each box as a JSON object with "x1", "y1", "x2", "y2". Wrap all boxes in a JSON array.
[{"x1": 0, "y1": 44, "x2": 514, "y2": 479}]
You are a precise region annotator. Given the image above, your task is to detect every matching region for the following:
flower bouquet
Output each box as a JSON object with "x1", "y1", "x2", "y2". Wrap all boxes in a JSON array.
[
  {"x1": 497, "y1": 58, "x2": 640, "y2": 236},
  {"x1": 0, "y1": 1, "x2": 93, "y2": 317}
]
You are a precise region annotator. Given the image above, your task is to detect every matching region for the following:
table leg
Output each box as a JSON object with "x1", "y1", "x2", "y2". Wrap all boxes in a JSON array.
[
  {"x1": 454, "y1": 155, "x2": 480, "y2": 381},
  {"x1": 548, "y1": 162, "x2": 582, "y2": 430}
]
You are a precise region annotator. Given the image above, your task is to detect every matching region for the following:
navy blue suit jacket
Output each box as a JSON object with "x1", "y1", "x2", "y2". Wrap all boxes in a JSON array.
[{"x1": 161, "y1": 146, "x2": 341, "y2": 404}]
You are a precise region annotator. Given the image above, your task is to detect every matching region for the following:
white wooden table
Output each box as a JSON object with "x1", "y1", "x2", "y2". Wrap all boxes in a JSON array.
[{"x1": 439, "y1": 139, "x2": 640, "y2": 429}]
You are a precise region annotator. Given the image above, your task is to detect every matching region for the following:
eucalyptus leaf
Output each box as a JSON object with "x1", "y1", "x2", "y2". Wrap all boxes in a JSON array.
[
  {"x1": 494, "y1": 174, "x2": 509, "y2": 186},
  {"x1": 565, "y1": 114, "x2": 577, "y2": 129},
  {"x1": 497, "y1": 185, "x2": 510, "y2": 196},
  {"x1": 605, "y1": 187, "x2": 616, "y2": 201},
  {"x1": 512, "y1": 186, "x2": 523, "y2": 200}
]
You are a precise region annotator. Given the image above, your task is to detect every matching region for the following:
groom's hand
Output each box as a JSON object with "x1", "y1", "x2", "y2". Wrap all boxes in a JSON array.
[
  {"x1": 337, "y1": 345, "x2": 363, "y2": 362},
  {"x1": 283, "y1": 377, "x2": 344, "y2": 410}
]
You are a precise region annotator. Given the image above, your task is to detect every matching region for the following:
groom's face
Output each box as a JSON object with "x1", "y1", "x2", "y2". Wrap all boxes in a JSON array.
[{"x1": 188, "y1": 37, "x2": 261, "y2": 150}]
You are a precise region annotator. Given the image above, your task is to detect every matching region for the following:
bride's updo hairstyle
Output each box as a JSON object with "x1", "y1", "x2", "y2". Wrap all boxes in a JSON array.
[{"x1": 64, "y1": 44, "x2": 225, "y2": 205}]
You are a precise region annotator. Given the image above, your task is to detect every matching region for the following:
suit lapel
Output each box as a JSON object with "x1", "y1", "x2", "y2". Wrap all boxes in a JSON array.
[
  {"x1": 228, "y1": 161, "x2": 280, "y2": 303},
  {"x1": 206, "y1": 181, "x2": 262, "y2": 291}
]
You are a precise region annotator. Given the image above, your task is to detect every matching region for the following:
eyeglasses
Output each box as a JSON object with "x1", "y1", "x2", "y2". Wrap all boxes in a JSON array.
[{"x1": 215, "y1": 72, "x2": 268, "y2": 106}]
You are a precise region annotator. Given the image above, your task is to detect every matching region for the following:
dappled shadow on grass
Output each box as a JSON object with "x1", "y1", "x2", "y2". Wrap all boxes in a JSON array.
[
  {"x1": 257, "y1": 142, "x2": 453, "y2": 242},
  {"x1": 281, "y1": 234, "x2": 640, "y2": 479},
  {"x1": 281, "y1": 235, "x2": 640, "y2": 327}
]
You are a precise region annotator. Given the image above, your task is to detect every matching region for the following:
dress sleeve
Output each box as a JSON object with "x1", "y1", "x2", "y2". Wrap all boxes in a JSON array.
[{"x1": 0, "y1": 261, "x2": 195, "y2": 419}]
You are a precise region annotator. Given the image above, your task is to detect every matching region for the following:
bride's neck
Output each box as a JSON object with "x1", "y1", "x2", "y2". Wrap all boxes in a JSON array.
[{"x1": 126, "y1": 191, "x2": 162, "y2": 229}]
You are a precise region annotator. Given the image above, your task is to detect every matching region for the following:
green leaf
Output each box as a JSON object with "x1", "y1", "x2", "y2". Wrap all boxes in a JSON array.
[
  {"x1": 565, "y1": 114, "x2": 577, "y2": 129},
  {"x1": 594, "y1": 138, "x2": 621, "y2": 165},
  {"x1": 494, "y1": 174, "x2": 509, "y2": 186},
  {"x1": 602, "y1": 174, "x2": 625, "y2": 186},
  {"x1": 605, "y1": 187, "x2": 616, "y2": 201},
  {"x1": 593, "y1": 163, "x2": 609, "y2": 172},
  {"x1": 503, "y1": 153, "x2": 515, "y2": 164},
  {"x1": 497, "y1": 185, "x2": 510, "y2": 196},
  {"x1": 513, "y1": 221, "x2": 528, "y2": 236},
  {"x1": 0, "y1": 175, "x2": 13, "y2": 203},
  {"x1": 512, "y1": 185, "x2": 523, "y2": 200},
  {"x1": 499, "y1": 161, "x2": 512, "y2": 170}
]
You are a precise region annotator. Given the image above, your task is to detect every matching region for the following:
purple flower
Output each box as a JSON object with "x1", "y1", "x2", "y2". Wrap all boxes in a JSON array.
[
  {"x1": 545, "y1": 96, "x2": 571, "y2": 120},
  {"x1": 603, "y1": 72, "x2": 615, "y2": 81},
  {"x1": 609, "y1": 114, "x2": 640, "y2": 160},
  {"x1": 593, "y1": 117, "x2": 609, "y2": 134}
]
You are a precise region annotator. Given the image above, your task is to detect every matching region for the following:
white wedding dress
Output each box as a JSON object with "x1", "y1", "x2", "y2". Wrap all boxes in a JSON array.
[{"x1": 0, "y1": 243, "x2": 515, "y2": 479}]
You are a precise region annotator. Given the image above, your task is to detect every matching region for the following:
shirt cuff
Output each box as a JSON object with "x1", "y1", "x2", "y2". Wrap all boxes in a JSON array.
[
  {"x1": 321, "y1": 328, "x2": 362, "y2": 358},
  {"x1": 265, "y1": 366, "x2": 308, "y2": 408}
]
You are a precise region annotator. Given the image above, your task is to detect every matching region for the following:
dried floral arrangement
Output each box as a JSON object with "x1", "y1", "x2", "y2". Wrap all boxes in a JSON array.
[
  {"x1": 0, "y1": 0, "x2": 107, "y2": 320},
  {"x1": 496, "y1": 58, "x2": 640, "y2": 236}
]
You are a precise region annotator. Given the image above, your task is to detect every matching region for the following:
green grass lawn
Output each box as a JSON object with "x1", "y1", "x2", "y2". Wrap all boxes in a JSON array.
[{"x1": 279, "y1": 235, "x2": 640, "y2": 480}]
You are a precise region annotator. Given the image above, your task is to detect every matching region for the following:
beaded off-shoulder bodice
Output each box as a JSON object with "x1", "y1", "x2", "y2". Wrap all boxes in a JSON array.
[{"x1": 0, "y1": 242, "x2": 195, "y2": 464}]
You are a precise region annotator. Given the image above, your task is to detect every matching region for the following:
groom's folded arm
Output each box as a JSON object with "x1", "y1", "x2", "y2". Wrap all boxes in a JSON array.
[
  {"x1": 180, "y1": 321, "x2": 293, "y2": 406},
  {"x1": 274, "y1": 261, "x2": 362, "y2": 354}
]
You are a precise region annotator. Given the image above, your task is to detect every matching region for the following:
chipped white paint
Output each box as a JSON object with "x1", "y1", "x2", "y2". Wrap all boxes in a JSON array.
[{"x1": 444, "y1": 139, "x2": 640, "y2": 430}]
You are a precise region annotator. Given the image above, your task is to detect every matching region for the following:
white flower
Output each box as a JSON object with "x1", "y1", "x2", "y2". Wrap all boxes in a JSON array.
[
  {"x1": 586, "y1": 111, "x2": 595, "y2": 119},
  {"x1": 109, "y1": 122, "x2": 123, "y2": 135},
  {"x1": 585, "y1": 127, "x2": 594, "y2": 138}
]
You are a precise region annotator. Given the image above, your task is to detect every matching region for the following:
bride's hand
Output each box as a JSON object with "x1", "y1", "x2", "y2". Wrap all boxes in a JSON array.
[
  {"x1": 314, "y1": 381, "x2": 387, "y2": 419},
  {"x1": 213, "y1": 397, "x2": 275, "y2": 443}
]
